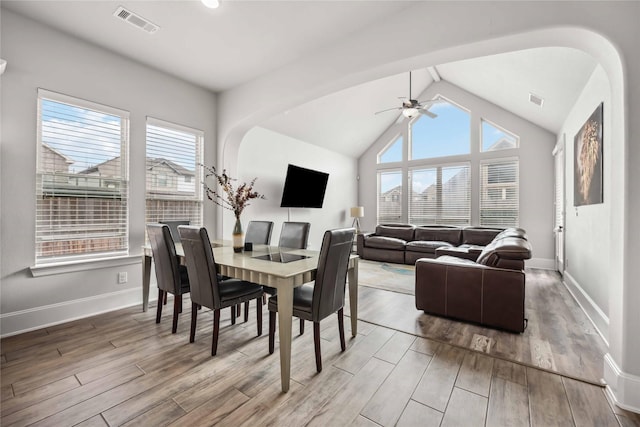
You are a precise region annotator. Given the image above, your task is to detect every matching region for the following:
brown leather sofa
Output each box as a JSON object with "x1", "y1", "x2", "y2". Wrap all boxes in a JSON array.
[
  {"x1": 357, "y1": 224, "x2": 505, "y2": 265},
  {"x1": 414, "y1": 234, "x2": 532, "y2": 332}
]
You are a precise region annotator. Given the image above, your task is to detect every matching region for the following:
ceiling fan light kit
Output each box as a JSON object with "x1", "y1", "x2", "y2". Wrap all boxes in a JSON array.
[
  {"x1": 376, "y1": 71, "x2": 439, "y2": 119},
  {"x1": 201, "y1": 0, "x2": 220, "y2": 9}
]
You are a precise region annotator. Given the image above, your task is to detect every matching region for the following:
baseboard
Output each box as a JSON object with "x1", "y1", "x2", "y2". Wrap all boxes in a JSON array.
[
  {"x1": 563, "y1": 271, "x2": 609, "y2": 345},
  {"x1": 526, "y1": 257, "x2": 555, "y2": 270},
  {"x1": 0, "y1": 288, "x2": 151, "y2": 338},
  {"x1": 604, "y1": 353, "x2": 640, "y2": 413}
]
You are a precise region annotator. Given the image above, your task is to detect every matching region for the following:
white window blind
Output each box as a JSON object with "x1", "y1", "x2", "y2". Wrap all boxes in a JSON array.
[
  {"x1": 145, "y1": 118, "x2": 203, "y2": 228},
  {"x1": 409, "y1": 164, "x2": 470, "y2": 225},
  {"x1": 377, "y1": 170, "x2": 402, "y2": 223},
  {"x1": 36, "y1": 89, "x2": 129, "y2": 264},
  {"x1": 480, "y1": 159, "x2": 519, "y2": 227}
]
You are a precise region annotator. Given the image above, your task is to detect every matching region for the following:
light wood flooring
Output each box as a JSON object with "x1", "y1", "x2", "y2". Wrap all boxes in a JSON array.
[{"x1": 2, "y1": 290, "x2": 639, "y2": 426}]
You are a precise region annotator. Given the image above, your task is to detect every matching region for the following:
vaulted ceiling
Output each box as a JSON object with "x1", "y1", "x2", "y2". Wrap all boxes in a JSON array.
[{"x1": 3, "y1": 1, "x2": 598, "y2": 157}]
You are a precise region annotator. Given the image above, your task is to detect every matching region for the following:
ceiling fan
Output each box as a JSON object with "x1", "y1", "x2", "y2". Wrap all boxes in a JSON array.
[{"x1": 375, "y1": 71, "x2": 441, "y2": 119}]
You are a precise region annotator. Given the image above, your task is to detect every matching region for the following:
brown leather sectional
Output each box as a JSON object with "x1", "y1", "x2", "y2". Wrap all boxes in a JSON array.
[
  {"x1": 415, "y1": 230, "x2": 532, "y2": 333},
  {"x1": 357, "y1": 224, "x2": 504, "y2": 265}
]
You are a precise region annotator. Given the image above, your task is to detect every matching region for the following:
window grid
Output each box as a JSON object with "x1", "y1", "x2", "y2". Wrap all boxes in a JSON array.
[
  {"x1": 480, "y1": 159, "x2": 520, "y2": 227},
  {"x1": 145, "y1": 118, "x2": 203, "y2": 231},
  {"x1": 36, "y1": 90, "x2": 129, "y2": 264},
  {"x1": 409, "y1": 164, "x2": 471, "y2": 226},
  {"x1": 481, "y1": 118, "x2": 519, "y2": 152}
]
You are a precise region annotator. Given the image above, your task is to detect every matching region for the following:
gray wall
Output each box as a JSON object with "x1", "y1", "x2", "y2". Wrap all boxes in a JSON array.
[
  {"x1": 0, "y1": 9, "x2": 217, "y2": 336},
  {"x1": 236, "y1": 127, "x2": 357, "y2": 250},
  {"x1": 559, "y1": 64, "x2": 611, "y2": 337},
  {"x1": 358, "y1": 81, "x2": 556, "y2": 267}
]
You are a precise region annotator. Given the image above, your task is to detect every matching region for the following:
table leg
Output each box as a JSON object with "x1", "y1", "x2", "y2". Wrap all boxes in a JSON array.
[
  {"x1": 142, "y1": 254, "x2": 152, "y2": 312},
  {"x1": 348, "y1": 258, "x2": 359, "y2": 337},
  {"x1": 276, "y1": 282, "x2": 293, "y2": 392}
]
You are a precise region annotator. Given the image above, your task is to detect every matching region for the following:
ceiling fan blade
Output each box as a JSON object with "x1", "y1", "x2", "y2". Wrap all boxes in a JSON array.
[
  {"x1": 420, "y1": 109, "x2": 438, "y2": 118},
  {"x1": 375, "y1": 107, "x2": 402, "y2": 115}
]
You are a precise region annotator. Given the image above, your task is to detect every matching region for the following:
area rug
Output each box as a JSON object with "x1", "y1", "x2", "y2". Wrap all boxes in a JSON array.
[{"x1": 357, "y1": 259, "x2": 415, "y2": 295}]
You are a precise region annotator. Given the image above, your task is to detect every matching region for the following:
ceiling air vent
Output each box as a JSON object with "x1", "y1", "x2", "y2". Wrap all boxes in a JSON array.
[
  {"x1": 113, "y1": 6, "x2": 159, "y2": 34},
  {"x1": 529, "y1": 93, "x2": 544, "y2": 107}
]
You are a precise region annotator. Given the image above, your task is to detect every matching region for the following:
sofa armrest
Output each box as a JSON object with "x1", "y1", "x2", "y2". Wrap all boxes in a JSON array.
[
  {"x1": 435, "y1": 246, "x2": 479, "y2": 261},
  {"x1": 357, "y1": 232, "x2": 374, "y2": 256}
]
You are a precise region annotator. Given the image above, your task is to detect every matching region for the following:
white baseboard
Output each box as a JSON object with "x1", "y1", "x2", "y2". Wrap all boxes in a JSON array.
[
  {"x1": 562, "y1": 271, "x2": 609, "y2": 344},
  {"x1": 0, "y1": 288, "x2": 151, "y2": 338},
  {"x1": 526, "y1": 257, "x2": 555, "y2": 270},
  {"x1": 605, "y1": 353, "x2": 640, "y2": 413}
]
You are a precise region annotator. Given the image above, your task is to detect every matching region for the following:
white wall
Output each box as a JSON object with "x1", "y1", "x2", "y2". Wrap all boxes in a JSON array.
[
  {"x1": 358, "y1": 81, "x2": 556, "y2": 267},
  {"x1": 559, "y1": 64, "x2": 611, "y2": 339},
  {"x1": 0, "y1": 10, "x2": 217, "y2": 336},
  {"x1": 235, "y1": 127, "x2": 357, "y2": 250}
]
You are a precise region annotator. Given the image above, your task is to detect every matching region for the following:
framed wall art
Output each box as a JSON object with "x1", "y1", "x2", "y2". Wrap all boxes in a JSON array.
[{"x1": 574, "y1": 102, "x2": 603, "y2": 206}]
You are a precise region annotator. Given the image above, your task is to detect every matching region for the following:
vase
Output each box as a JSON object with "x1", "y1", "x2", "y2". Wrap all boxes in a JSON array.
[{"x1": 232, "y1": 216, "x2": 244, "y2": 253}]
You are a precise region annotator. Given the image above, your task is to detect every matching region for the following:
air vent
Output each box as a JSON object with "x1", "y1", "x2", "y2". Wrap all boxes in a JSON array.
[
  {"x1": 113, "y1": 6, "x2": 159, "y2": 34},
  {"x1": 529, "y1": 93, "x2": 544, "y2": 107}
]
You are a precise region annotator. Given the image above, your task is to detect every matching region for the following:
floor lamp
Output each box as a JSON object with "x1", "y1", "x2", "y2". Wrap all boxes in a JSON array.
[{"x1": 350, "y1": 206, "x2": 364, "y2": 234}]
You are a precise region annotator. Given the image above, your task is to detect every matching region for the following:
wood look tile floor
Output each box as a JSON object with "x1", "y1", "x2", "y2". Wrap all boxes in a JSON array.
[{"x1": 2, "y1": 272, "x2": 639, "y2": 426}]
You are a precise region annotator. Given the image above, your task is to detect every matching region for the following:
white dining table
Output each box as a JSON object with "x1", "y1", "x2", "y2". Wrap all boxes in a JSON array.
[{"x1": 142, "y1": 242, "x2": 359, "y2": 392}]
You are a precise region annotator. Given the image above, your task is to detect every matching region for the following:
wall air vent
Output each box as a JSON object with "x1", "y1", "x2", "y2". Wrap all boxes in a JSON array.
[
  {"x1": 113, "y1": 6, "x2": 159, "y2": 34},
  {"x1": 529, "y1": 93, "x2": 544, "y2": 107}
]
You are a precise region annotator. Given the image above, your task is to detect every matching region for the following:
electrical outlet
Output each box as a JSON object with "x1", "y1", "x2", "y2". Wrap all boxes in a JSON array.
[{"x1": 118, "y1": 272, "x2": 128, "y2": 284}]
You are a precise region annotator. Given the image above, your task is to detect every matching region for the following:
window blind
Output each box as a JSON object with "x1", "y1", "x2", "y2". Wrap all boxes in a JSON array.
[
  {"x1": 409, "y1": 164, "x2": 470, "y2": 226},
  {"x1": 377, "y1": 170, "x2": 402, "y2": 223},
  {"x1": 480, "y1": 159, "x2": 519, "y2": 227},
  {"x1": 145, "y1": 118, "x2": 203, "y2": 229},
  {"x1": 36, "y1": 89, "x2": 129, "y2": 264}
]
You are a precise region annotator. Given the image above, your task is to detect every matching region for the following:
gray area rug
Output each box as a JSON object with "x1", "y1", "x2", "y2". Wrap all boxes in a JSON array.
[{"x1": 358, "y1": 259, "x2": 415, "y2": 295}]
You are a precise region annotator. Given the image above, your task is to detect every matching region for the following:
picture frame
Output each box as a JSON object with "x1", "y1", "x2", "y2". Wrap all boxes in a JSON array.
[{"x1": 574, "y1": 103, "x2": 603, "y2": 206}]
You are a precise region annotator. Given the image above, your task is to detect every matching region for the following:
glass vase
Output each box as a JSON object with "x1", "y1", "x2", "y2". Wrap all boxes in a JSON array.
[{"x1": 232, "y1": 216, "x2": 244, "y2": 253}]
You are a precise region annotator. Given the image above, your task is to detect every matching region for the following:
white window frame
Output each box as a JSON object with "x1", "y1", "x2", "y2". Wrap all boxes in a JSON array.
[
  {"x1": 35, "y1": 89, "x2": 130, "y2": 265},
  {"x1": 480, "y1": 118, "x2": 520, "y2": 152},
  {"x1": 377, "y1": 168, "x2": 403, "y2": 224},
  {"x1": 479, "y1": 157, "x2": 520, "y2": 227},
  {"x1": 145, "y1": 117, "x2": 204, "y2": 231}
]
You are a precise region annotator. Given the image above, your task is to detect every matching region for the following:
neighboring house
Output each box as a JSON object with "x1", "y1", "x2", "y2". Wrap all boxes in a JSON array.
[
  {"x1": 146, "y1": 157, "x2": 195, "y2": 195},
  {"x1": 379, "y1": 185, "x2": 402, "y2": 222},
  {"x1": 40, "y1": 143, "x2": 73, "y2": 174}
]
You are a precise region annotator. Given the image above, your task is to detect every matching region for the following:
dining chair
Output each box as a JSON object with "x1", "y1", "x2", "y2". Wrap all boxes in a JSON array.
[
  {"x1": 278, "y1": 221, "x2": 311, "y2": 249},
  {"x1": 245, "y1": 220, "x2": 274, "y2": 246},
  {"x1": 268, "y1": 227, "x2": 355, "y2": 372},
  {"x1": 159, "y1": 219, "x2": 190, "y2": 243},
  {"x1": 178, "y1": 225, "x2": 264, "y2": 356},
  {"x1": 146, "y1": 223, "x2": 190, "y2": 334}
]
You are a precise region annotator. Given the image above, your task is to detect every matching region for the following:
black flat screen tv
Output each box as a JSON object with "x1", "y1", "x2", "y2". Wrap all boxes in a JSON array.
[{"x1": 280, "y1": 164, "x2": 329, "y2": 208}]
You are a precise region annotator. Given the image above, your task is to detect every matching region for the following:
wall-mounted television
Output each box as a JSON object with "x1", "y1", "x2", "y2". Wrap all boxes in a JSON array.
[{"x1": 280, "y1": 164, "x2": 329, "y2": 208}]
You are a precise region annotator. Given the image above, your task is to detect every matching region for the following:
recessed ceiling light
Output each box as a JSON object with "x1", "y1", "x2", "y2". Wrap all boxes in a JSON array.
[
  {"x1": 529, "y1": 93, "x2": 544, "y2": 107},
  {"x1": 201, "y1": 0, "x2": 220, "y2": 9}
]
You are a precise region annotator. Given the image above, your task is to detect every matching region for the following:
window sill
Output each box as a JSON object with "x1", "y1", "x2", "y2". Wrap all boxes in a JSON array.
[{"x1": 30, "y1": 254, "x2": 142, "y2": 277}]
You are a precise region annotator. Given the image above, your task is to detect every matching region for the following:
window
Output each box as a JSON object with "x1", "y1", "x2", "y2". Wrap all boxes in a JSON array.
[
  {"x1": 409, "y1": 164, "x2": 470, "y2": 225},
  {"x1": 410, "y1": 98, "x2": 470, "y2": 160},
  {"x1": 378, "y1": 135, "x2": 402, "y2": 163},
  {"x1": 481, "y1": 119, "x2": 518, "y2": 151},
  {"x1": 36, "y1": 89, "x2": 129, "y2": 264},
  {"x1": 145, "y1": 118, "x2": 203, "y2": 229},
  {"x1": 480, "y1": 159, "x2": 519, "y2": 227},
  {"x1": 377, "y1": 170, "x2": 402, "y2": 223}
]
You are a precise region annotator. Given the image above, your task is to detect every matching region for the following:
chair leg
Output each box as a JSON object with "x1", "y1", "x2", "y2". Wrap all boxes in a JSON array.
[
  {"x1": 212, "y1": 309, "x2": 220, "y2": 356},
  {"x1": 172, "y1": 294, "x2": 181, "y2": 334},
  {"x1": 164, "y1": 291, "x2": 168, "y2": 305},
  {"x1": 237, "y1": 304, "x2": 241, "y2": 317},
  {"x1": 268, "y1": 311, "x2": 276, "y2": 354},
  {"x1": 257, "y1": 297, "x2": 263, "y2": 336},
  {"x1": 231, "y1": 306, "x2": 236, "y2": 325},
  {"x1": 300, "y1": 318, "x2": 305, "y2": 335},
  {"x1": 338, "y1": 308, "x2": 346, "y2": 352},
  {"x1": 244, "y1": 301, "x2": 249, "y2": 322},
  {"x1": 314, "y1": 322, "x2": 322, "y2": 372},
  {"x1": 190, "y1": 302, "x2": 198, "y2": 343},
  {"x1": 156, "y1": 289, "x2": 164, "y2": 323},
  {"x1": 262, "y1": 294, "x2": 266, "y2": 305}
]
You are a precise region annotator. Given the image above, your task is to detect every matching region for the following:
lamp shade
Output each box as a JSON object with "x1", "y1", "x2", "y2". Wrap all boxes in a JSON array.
[{"x1": 350, "y1": 206, "x2": 364, "y2": 218}]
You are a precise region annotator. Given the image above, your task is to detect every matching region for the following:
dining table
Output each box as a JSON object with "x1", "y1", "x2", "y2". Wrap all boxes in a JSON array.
[{"x1": 142, "y1": 240, "x2": 359, "y2": 392}]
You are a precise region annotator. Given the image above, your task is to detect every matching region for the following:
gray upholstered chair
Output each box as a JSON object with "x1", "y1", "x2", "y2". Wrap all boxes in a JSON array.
[
  {"x1": 178, "y1": 225, "x2": 264, "y2": 356},
  {"x1": 159, "y1": 219, "x2": 190, "y2": 243},
  {"x1": 146, "y1": 223, "x2": 190, "y2": 334},
  {"x1": 245, "y1": 220, "x2": 274, "y2": 246},
  {"x1": 268, "y1": 227, "x2": 355, "y2": 372},
  {"x1": 278, "y1": 221, "x2": 311, "y2": 249}
]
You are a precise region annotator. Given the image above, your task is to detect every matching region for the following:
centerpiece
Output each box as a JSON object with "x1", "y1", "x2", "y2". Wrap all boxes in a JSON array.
[{"x1": 201, "y1": 164, "x2": 265, "y2": 252}]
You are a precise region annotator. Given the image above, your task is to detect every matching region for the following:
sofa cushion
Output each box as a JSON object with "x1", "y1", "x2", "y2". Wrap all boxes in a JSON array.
[
  {"x1": 365, "y1": 235, "x2": 407, "y2": 250},
  {"x1": 406, "y1": 240, "x2": 454, "y2": 253},
  {"x1": 494, "y1": 227, "x2": 528, "y2": 241},
  {"x1": 414, "y1": 226, "x2": 462, "y2": 244},
  {"x1": 462, "y1": 227, "x2": 503, "y2": 245},
  {"x1": 375, "y1": 224, "x2": 415, "y2": 241},
  {"x1": 477, "y1": 236, "x2": 532, "y2": 267}
]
